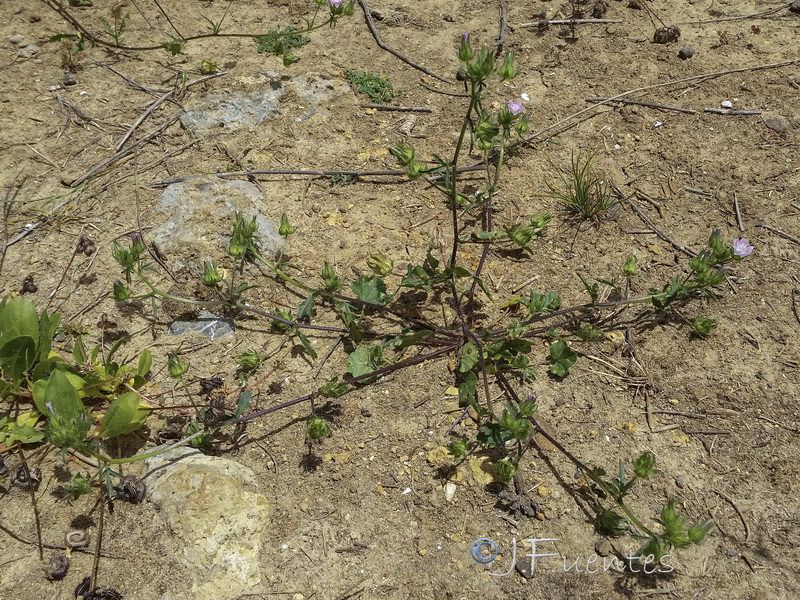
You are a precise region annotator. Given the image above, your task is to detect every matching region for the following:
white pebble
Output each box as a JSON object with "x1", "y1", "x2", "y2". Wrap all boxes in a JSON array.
[{"x1": 720, "y1": 100, "x2": 733, "y2": 108}]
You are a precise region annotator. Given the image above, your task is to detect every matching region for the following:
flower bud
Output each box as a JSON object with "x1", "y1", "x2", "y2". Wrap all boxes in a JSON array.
[
  {"x1": 691, "y1": 316, "x2": 717, "y2": 338},
  {"x1": 279, "y1": 213, "x2": 296, "y2": 237},
  {"x1": 367, "y1": 253, "x2": 394, "y2": 276},
  {"x1": 228, "y1": 237, "x2": 247, "y2": 259},
  {"x1": 167, "y1": 353, "x2": 189, "y2": 379},
  {"x1": 474, "y1": 114, "x2": 499, "y2": 143},
  {"x1": 202, "y1": 260, "x2": 223, "y2": 286},
  {"x1": 130, "y1": 233, "x2": 145, "y2": 257},
  {"x1": 494, "y1": 459, "x2": 517, "y2": 482},
  {"x1": 498, "y1": 51, "x2": 516, "y2": 80},
  {"x1": 236, "y1": 350, "x2": 261, "y2": 372},
  {"x1": 389, "y1": 142, "x2": 416, "y2": 167},
  {"x1": 200, "y1": 60, "x2": 218, "y2": 75},
  {"x1": 458, "y1": 32, "x2": 474, "y2": 62},
  {"x1": 320, "y1": 261, "x2": 341, "y2": 292},
  {"x1": 307, "y1": 415, "x2": 331, "y2": 442},
  {"x1": 514, "y1": 113, "x2": 529, "y2": 135},
  {"x1": 622, "y1": 253, "x2": 638, "y2": 276},
  {"x1": 113, "y1": 281, "x2": 131, "y2": 302}
]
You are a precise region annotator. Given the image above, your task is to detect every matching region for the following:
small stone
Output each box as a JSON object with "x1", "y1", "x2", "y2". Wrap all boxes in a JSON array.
[
  {"x1": 678, "y1": 46, "x2": 695, "y2": 60},
  {"x1": 720, "y1": 100, "x2": 733, "y2": 109},
  {"x1": 764, "y1": 117, "x2": 789, "y2": 133},
  {"x1": 63, "y1": 72, "x2": 76, "y2": 86},
  {"x1": 790, "y1": 0, "x2": 800, "y2": 14},
  {"x1": 8, "y1": 34, "x2": 24, "y2": 45},
  {"x1": 444, "y1": 482, "x2": 457, "y2": 502},
  {"x1": 18, "y1": 44, "x2": 39, "y2": 58},
  {"x1": 516, "y1": 555, "x2": 535, "y2": 579},
  {"x1": 726, "y1": 549, "x2": 741, "y2": 557},
  {"x1": 675, "y1": 476, "x2": 686, "y2": 489},
  {"x1": 595, "y1": 537, "x2": 613, "y2": 557},
  {"x1": 465, "y1": 522, "x2": 481, "y2": 537},
  {"x1": 360, "y1": 403, "x2": 373, "y2": 417},
  {"x1": 418, "y1": 548, "x2": 428, "y2": 556}
]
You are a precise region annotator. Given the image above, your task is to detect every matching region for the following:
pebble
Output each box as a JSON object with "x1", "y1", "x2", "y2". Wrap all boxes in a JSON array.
[
  {"x1": 595, "y1": 537, "x2": 613, "y2": 557},
  {"x1": 764, "y1": 117, "x2": 788, "y2": 134},
  {"x1": 18, "y1": 44, "x2": 39, "y2": 58},
  {"x1": 63, "y1": 72, "x2": 77, "y2": 86},
  {"x1": 359, "y1": 403, "x2": 373, "y2": 417},
  {"x1": 790, "y1": 0, "x2": 800, "y2": 14},
  {"x1": 675, "y1": 476, "x2": 686, "y2": 489},
  {"x1": 678, "y1": 46, "x2": 695, "y2": 60},
  {"x1": 8, "y1": 34, "x2": 24, "y2": 45},
  {"x1": 720, "y1": 100, "x2": 733, "y2": 108}
]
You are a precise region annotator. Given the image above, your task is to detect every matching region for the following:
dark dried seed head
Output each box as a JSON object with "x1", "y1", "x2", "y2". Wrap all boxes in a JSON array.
[
  {"x1": 20, "y1": 275, "x2": 38, "y2": 294},
  {"x1": 11, "y1": 464, "x2": 41, "y2": 490},
  {"x1": 74, "y1": 576, "x2": 92, "y2": 598},
  {"x1": 65, "y1": 529, "x2": 89, "y2": 548},
  {"x1": 114, "y1": 475, "x2": 146, "y2": 504},
  {"x1": 209, "y1": 394, "x2": 226, "y2": 412},
  {"x1": 0, "y1": 456, "x2": 7, "y2": 476},
  {"x1": 199, "y1": 376, "x2": 224, "y2": 395},
  {"x1": 46, "y1": 553, "x2": 70, "y2": 580}
]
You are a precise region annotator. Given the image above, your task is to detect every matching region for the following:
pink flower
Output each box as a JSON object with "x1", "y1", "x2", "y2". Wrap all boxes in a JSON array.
[
  {"x1": 508, "y1": 99, "x2": 524, "y2": 115},
  {"x1": 732, "y1": 238, "x2": 753, "y2": 257},
  {"x1": 329, "y1": 0, "x2": 344, "y2": 6}
]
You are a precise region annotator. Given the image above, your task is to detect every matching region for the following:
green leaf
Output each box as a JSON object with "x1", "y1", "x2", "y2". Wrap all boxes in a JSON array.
[
  {"x1": 549, "y1": 340, "x2": 577, "y2": 377},
  {"x1": 234, "y1": 391, "x2": 251, "y2": 418},
  {"x1": 347, "y1": 346, "x2": 375, "y2": 378},
  {"x1": 320, "y1": 377, "x2": 349, "y2": 398},
  {"x1": 297, "y1": 294, "x2": 315, "y2": 321},
  {"x1": 137, "y1": 349, "x2": 152, "y2": 378},
  {"x1": 351, "y1": 275, "x2": 389, "y2": 305},
  {"x1": 0, "y1": 336, "x2": 37, "y2": 381},
  {"x1": 297, "y1": 332, "x2": 318, "y2": 360},
  {"x1": 395, "y1": 329, "x2": 432, "y2": 350},
  {"x1": 459, "y1": 342, "x2": 480, "y2": 373},
  {"x1": 100, "y1": 392, "x2": 150, "y2": 438},
  {"x1": 476, "y1": 422, "x2": 513, "y2": 447},
  {"x1": 73, "y1": 336, "x2": 88, "y2": 365},
  {"x1": 0, "y1": 296, "x2": 40, "y2": 345},
  {"x1": 38, "y1": 310, "x2": 60, "y2": 362},
  {"x1": 44, "y1": 369, "x2": 84, "y2": 422}
]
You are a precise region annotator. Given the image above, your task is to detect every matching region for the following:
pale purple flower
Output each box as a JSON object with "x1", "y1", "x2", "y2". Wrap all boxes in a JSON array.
[
  {"x1": 329, "y1": 0, "x2": 344, "y2": 7},
  {"x1": 732, "y1": 238, "x2": 753, "y2": 257},
  {"x1": 508, "y1": 99, "x2": 524, "y2": 116},
  {"x1": 463, "y1": 32, "x2": 469, "y2": 42}
]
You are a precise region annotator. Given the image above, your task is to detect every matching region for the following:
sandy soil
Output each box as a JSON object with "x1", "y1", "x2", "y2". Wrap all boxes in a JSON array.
[{"x1": 1, "y1": 1, "x2": 799, "y2": 599}]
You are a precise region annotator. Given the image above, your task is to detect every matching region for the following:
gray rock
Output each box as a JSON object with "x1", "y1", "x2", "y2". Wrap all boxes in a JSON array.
[
  {"x1": 8, "y1": 34, "x2": 25, "y2": 45},
  {"x1": 181, "y1": 89, "x2": 283, "y2": 133},
  {"x1": 145, "y1": 446, "x2": 270, "y2": 600},
  {"x1": 18, "y1": 44, "x2": 39, "y2": 58},
  {"x1": 150, "y1": 176, "x2": 283, "y2": 277},
  {"x1": 180, "y1": 71, "x2": 356, "y2": 134},
  {"x1": 764, "y1": 116, "x2": 789, "y2": 133},
  {"x1": 169, "y1": 310, "x2": 235, "y2": 341},
  {"x1": 790, "y1": 0, "x2": 800, "y2": 14},
  {"x1": 678, "y1": 45, "x2": 695, "y2": 60}
]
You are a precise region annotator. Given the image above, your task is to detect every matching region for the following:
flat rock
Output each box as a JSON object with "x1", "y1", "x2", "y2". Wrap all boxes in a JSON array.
[
  {"x1": 168, "y1": 310, "x2": 235, "y2": 341},
  {"x1": 181, "y1": 89, "x2": 283, "y2": 133},
  {"x1": 145, "y1": 446, "x2": 270, "y2": 600},
  {"x1": 180, "y1": 71, "x2": 356, "y2": 134},
  {"x1": 150, "y1": 175, "x2": 283, "y2": 277}
]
